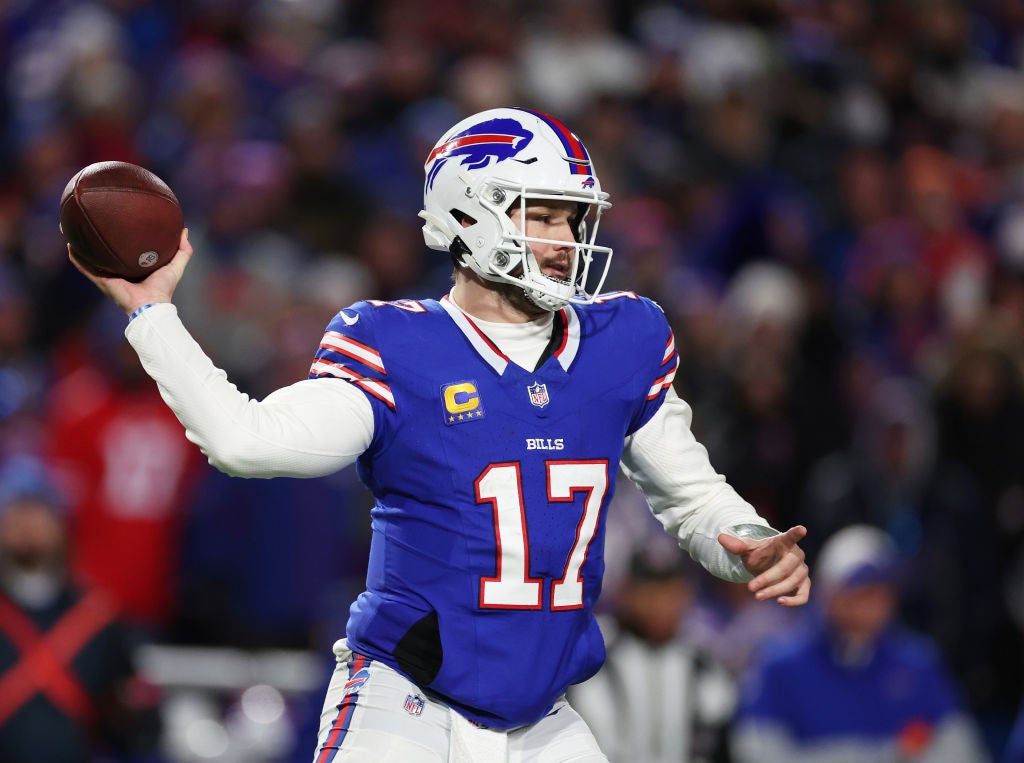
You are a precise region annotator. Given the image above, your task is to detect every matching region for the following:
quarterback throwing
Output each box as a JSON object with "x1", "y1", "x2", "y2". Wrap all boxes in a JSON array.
[{"x1": 70, "y1": 107, "x2": 810, "y2": 763}]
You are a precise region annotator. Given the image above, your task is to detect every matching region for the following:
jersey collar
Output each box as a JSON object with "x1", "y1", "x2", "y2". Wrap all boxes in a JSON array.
[{"x1": 440, "y1": 294, "x2": 580, "y2": 375}]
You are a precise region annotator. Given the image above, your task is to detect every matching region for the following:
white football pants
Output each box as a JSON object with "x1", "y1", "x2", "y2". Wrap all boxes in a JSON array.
[{"x1": 312, "y1": 639, "x2": 608, "y2": 763}]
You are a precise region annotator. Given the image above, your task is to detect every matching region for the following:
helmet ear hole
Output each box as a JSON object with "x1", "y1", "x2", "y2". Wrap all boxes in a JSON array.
[
  {"x1": 450, "y1": 209, "x2": 477, "y2": 228},
  {"x1": 570, "y1": 203, "x2": 585, "y2": 243}
]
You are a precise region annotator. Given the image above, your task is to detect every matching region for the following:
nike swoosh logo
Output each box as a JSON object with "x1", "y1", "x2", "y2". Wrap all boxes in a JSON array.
[{"x1": 341, "y1": 311, "x2": 359, "y2": 325}]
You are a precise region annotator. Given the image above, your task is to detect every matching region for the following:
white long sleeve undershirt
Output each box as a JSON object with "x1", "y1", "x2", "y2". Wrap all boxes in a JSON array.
[{"x1": 125, "y1": 302, "x2": 771, "y2": 582}]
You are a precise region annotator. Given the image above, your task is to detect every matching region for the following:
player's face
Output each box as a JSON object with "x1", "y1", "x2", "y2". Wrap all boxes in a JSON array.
[
  {"x1": 826, "y1": 582, "x2": 897, "y2": 643},
  {"x1": 510, "y1": 200, "x2": 577, "y2": 281},
  {"x1": 0, "y1": 499, "x2": 66, "y2": 572}
]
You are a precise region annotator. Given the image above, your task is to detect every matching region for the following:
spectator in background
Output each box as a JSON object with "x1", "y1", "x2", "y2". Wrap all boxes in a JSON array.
[
  {"x1": 569, "y1": 538, "x2": 737, "y2": 763},
  {"x1": 0, "y1": 264, "x2": 50, "y2": 459},
  {"x1": 0, "y1": 454, "x2": 160, "y2": 763},
  {"x1": 701, "y1": 262, "x2": 809, "y2": 532},
  {"x1": 927, "y1": 335, "x2": 1024, "y2": 722},
  {"x1": 45, "y1": 303, "x2": 202, "y2": 630},
  {"x1": 518, "y1": 0, "x2": 645, "y2": 119},
  {"x1": 681, "y1": 571, "x2": 805, "y2": 681},
  {"x1": 798, "y1": 375, "x2": 936, "y2": 560},
  {"x1": 174, "y1": 465, "x2": 372, "y2": 651},
  {"x1": 732, "y1": 524, "x2": 988, "y2": 763}
]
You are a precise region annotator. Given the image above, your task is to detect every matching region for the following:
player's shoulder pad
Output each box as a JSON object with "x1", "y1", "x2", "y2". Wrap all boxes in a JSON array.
[
  {"x1": 578, "y1": 290, "x2": 670, "y2": 337},
  {"x1": 324, "y1": 298, "x2": 439, "y2": 335},
  {"x1": 321, "y1": 301, "x2": 372, "y2": 344},
  {"x1": 583, "y1": 290, "x2": 665, "y2": 316}
]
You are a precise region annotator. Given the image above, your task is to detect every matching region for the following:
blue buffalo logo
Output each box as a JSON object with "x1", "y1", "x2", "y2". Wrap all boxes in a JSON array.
[
  {"x1": 426, "y1": 118, "x2": 534, "y2": 189},
  {"x1": 581, "y1": 176, "x2": 595, "y2": 189}
]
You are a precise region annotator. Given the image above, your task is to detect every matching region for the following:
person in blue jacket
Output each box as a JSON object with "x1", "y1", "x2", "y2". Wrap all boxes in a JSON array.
[{"x1": 732, "y1": 524, "x2": 989, "y2": 762}]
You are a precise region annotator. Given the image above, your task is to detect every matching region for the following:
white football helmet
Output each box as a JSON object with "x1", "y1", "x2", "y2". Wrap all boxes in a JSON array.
[{"x1": 419, "y1": 107, "x2": 612, "y2": 311}]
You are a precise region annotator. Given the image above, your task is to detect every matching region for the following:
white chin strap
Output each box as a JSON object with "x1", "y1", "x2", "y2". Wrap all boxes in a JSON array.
[{"x1": 521, "y1": 273, "x2": 575, "y2": 311}]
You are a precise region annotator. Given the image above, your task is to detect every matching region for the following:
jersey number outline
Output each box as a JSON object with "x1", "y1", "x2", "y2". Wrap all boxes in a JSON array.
[{"x1": 475, "y1": 460, "x2": 609, "y2": 611}]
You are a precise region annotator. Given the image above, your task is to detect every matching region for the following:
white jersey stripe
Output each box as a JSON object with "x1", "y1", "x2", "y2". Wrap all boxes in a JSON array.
[
  {"x1": 646, "y1": 364, "x2": 678, "y2": 400},
  {"x1": 440, "y1": 297, "x2": 509, "y2": 375},
  {"x1": 321, "y1": 332, "x2": 386, "y2": 373},
  {"x1": 352, "y1": 380, "x2": 396, "y2": 409},
  {"x1": 555, "y1": 306, "x2": 581, "y2": 371},
  {"x1": 662, "y1": 335, "x2": 676, "y2": 365},
  {"x1": 310, "y1": 359, "x2": 396, "y2": 408}
]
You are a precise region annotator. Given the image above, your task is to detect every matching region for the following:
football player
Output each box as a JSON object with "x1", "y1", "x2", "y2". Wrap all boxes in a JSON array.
[{"x1": 70, "y1": 107, "x2": 810, "y2": 763}]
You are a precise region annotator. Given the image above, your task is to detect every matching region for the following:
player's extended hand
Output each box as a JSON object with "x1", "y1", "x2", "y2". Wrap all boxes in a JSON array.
[
  {"x1": 718, "y1": 525, "x2": 810, "y2": 607},
  {"x1": 68, "y1": 227, "x2": 193, "y2": 316}
]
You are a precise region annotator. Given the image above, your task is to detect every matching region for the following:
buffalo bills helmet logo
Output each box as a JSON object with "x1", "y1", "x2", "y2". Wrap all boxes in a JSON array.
[
  {"x1": 581, "y1": 176, "x2": 595, "y2": 189},
  {"x1": 426, "y1": 118, "x2": 534, "y2": 190}
]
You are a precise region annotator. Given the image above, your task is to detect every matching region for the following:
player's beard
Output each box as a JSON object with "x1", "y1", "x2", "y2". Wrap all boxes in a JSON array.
[
  {"x1": 451, "y1": 264, "x2": 552, "y2": 318},
  {"x1": 496, "y1": 278, "x2": 549, "y2": 318},
  {"x1": 493, "y1": 249, "x2": 575, "y2": 317}
]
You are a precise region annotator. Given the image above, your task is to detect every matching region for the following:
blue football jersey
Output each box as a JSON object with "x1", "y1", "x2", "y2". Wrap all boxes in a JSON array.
[{"x1": 308, "y1": 292, "x2": 678, "y2": 729}]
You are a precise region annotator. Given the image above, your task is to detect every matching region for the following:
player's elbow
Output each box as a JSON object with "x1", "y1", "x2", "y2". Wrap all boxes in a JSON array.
[
  {"x1": 196, "y1": 431, "x2": 347, "y2": 479},
  {"x1": 188, "y1": 429, "x2": 266, "y2": 478},
  {"x1": 207, "y1": 450, "x2": 260, "y2": 478}
]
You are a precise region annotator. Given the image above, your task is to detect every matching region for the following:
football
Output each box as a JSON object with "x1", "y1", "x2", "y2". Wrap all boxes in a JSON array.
[{"x1": 59, "y1": 161, "x2": 184, "y2": 282}]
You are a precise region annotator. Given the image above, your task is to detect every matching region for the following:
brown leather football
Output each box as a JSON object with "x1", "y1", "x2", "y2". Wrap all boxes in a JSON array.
[{"x1": 59, "y1": 161, "x2": 183, "y2": 282}]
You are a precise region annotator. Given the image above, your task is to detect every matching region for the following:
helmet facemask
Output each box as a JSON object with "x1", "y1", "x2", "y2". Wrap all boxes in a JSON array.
[{"x1": 463, "y1": 181, "x2": 612, "y2": 312}]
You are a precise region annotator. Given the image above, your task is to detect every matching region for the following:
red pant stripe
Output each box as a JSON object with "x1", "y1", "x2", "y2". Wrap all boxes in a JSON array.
[{"x1": 316, "y1": 654, "x2": 369, "y2": 763}]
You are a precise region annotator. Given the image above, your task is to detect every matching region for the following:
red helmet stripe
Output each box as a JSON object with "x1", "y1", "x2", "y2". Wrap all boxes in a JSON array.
[
  {"x1": 427, "y1": 134, "x2": 518, "y2": 164},
  {"x1": 514, "y1": 108, "x2": 592, "y2": 175}
]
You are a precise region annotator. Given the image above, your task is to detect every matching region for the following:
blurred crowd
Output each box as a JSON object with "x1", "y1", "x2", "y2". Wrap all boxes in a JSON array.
[{"x1": 1, "y1": 0, "x2": 1024, "y2": 760}]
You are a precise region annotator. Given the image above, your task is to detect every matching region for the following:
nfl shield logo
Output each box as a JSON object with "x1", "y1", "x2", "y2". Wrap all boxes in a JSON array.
[
  {"x1": 527, "y1": 382, "x2": 550, "y2": 408},
  {"x1": 404, "y1": 694, "x2": 425, "y2": 716}
]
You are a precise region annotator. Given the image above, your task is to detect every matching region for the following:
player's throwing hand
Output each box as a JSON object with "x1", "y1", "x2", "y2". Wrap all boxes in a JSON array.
[{"x1": 68, "y1": 228, "x2": 193, "y2": 316}]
